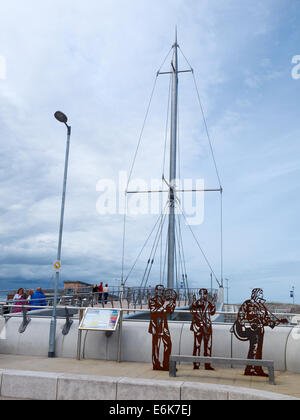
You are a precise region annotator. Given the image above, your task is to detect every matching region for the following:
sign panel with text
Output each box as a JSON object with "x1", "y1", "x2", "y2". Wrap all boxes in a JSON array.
[{"x1": 79, "y1": 308, "x2": 120, "y2": 332}]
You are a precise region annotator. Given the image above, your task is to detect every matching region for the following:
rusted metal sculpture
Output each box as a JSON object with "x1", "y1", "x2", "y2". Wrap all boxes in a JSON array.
[
  {"x1": 231, "y1": 288, "x2": 288, "y2": 377},
  {"x1": 189, "y1": 288, "x2": 216, "y2": 370},
  {"x1": 148, "y1": 285, "x2": 177, "y2": 371}
]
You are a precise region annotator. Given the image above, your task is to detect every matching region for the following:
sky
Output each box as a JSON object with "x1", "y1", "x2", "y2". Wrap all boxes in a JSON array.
[{"x1": 0, "y1": 0, "x2": 300, "y2": 304}]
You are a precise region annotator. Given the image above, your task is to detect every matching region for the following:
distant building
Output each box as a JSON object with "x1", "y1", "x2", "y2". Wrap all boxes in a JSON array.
[{"x1": 63, "y1": 281, "x2": 92, "y2": 292}]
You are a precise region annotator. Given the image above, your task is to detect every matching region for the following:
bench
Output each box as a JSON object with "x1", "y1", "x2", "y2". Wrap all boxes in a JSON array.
[{"x1": 169, "y1": 355, "x2": 275, "y2": 385}]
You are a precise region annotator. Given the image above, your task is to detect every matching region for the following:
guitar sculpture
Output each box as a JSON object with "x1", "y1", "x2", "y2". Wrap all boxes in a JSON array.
[{"x1": 231, "y1": 288, "x2": 288, "y2": 377}]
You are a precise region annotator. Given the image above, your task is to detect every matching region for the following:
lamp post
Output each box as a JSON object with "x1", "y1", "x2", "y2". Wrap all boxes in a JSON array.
[{"x1": 48, "y1": 111, "x2": 71, "y2": 358}]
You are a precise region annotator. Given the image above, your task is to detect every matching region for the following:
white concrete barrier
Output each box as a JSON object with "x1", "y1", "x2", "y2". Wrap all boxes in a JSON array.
[
  {"x1": 1, "y1": 318, "x2": 300, "y2": 374},
  {"x1": 285, "y1": 326, "x2": 300, "y2": 373},
  {"x1": 117, "y1": 377, "x2": 182, "y2": 400},
  {"x1": 57, "y1": 374, "x2": 120, "y2": 400},
  {"x1": 180, "y1": 382, "x2": 296, "y2": 401},
  {"x1": 1, "y1": 370, "x2": 58, "y2": 400},
  {"x1": 0, "y1": 369, "x2": 296, "y2": 400}
]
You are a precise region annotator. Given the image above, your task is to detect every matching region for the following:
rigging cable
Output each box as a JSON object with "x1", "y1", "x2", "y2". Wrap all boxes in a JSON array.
[
  {"x1": 174, "y1": 233, "x2": 179, "y2": 291},
  {"x1": 160, "y1": 70, "x2": 172, "y2": 283},
  {"x1": 175, "y1": 214, "x2": 188, "y2": 289},
  {"x1": 178, "y1": 47, "x2": 222, "y2": 189},
  {"x1": 162, "y1": 71, "x2": 172, "y2": 180},
  {"x1": 121, "y1": 194, "x2": 128, "y2": 284},
  {"x1": 127, "y1": 46, "x2": 174, "y2": 190},
  {"x1": 177, "y1": 215, "x2": 188, "y2": 288},
  {"x1": 174, "y1": 88, "x2": 188, "y2": 291},
  {"x1": 178, "y1": 45, "x2": 224, "y2": 286},
  {"x1": 140, "y1": 210, "x2": 168, "y2": 289},
  {"x1": 123, "y1": 206, "x2": 165, "y2": 285},
  {"x1": 175, "y1": 217, "x2": 185, "y2": 289},
  {"x1": 121, "y1": 47, "x2": 174, "y2": 285},
  {"x1": 177, "y1": 200, "x2": 221, "y2": 287},
  {"x1": 124, "y1": 201, "x2": 169, "y2": 285},
  {"x1": 162, "y1": 223, "x2": 169, "y2": 285}
]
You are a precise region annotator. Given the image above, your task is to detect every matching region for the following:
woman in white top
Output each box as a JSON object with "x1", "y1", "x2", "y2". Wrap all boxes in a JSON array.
[
  {"x1": 12, "y1": 288, "x2": 25, "y2": 313},
  {"x1": 13, "y1": 288, "x2": 24, "y2": 301}
]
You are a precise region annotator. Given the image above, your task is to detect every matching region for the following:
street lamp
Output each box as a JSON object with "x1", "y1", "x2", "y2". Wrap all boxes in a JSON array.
[{"x1": 48, "y1": 111, "x2": 72, "y2": 358}]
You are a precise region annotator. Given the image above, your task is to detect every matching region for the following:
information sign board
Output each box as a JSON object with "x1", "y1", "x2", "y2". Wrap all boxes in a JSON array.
[{"x1": 79, "y1": 308, "x2": 120, "y2": 332}]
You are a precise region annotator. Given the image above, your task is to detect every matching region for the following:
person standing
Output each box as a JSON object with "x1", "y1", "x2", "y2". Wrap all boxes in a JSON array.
[
  {"x1": 12, "y1": 288, "x2": 26, "y2": 313},
  {"x1": 13, "y1": 288, "x2": 24, "y2": 301},
  {"x1": 27, "y1": 290, "x2": 34, "y2": 301},
  {"x1": 26, "y1": 290, "x2": 34, "y2": 311},
  {"x1": 92, "y1": 285, "x2": 98, "y2": 304},
  {"x1": 29, "y1": 287, "x2": 47, "y2": 311},
  {"x1": 98, "y1": 282, "x2": 103, "y2": 303},
  {"x1": 103, "y1": 284, "x2": 109, "y2": 305}
]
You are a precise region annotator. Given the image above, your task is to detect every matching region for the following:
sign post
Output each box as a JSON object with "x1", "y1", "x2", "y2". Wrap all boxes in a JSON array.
[{"x1": 117, "y1": 310, "x2": 123, "y2": 363}]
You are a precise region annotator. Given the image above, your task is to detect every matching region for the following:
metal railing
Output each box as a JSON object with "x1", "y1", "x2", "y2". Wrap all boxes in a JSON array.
[
  {"x1": 1, "y1": 302, "x2": 299, "y2": 321},
  {"x1": 0, "y1": 287, "x2": 219, "y2": 313}
]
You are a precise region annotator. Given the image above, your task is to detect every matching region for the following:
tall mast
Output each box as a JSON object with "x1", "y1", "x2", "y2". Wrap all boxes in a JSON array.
[{"x1": 167, "y1": 31, "x2": 179, "y2": 289}]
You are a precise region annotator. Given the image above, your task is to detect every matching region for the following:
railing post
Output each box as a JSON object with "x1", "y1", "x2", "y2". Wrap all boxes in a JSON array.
[
  {"x1": 268, "y1": 364, "x2": 276, "y2": 385},
  {"x1": 76, "y1": 309, "x2": 84, "y2": 360},
  {"x1": 169, "y1": 359, "x2": 177, "y2": 377},
  {"x1": 117, "y1": 310, "x2": 123, "y2": 363}
]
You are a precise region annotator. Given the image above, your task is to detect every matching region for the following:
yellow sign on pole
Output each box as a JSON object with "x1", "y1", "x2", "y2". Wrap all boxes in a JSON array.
[{"x1": 54, "y1": 261, "x2": 61, "y2": 271}]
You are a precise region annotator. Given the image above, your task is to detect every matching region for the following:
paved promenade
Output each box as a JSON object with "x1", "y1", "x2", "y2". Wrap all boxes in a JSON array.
[{"x1": 0, "y1": 354, "x2": 299, "y2": 399}]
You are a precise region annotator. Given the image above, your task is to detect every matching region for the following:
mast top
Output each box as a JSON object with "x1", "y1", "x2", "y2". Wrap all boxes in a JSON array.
[{"x1": 173, "y1": 26, "x2": 178, "y2": 48}]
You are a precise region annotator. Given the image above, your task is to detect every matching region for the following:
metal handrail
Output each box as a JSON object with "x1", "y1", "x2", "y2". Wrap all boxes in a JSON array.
[
  {"x1": 0, "y1": 287, "x2": 219, "y2": 314},
  {"x1": 0, "y1": 303, "x2": 298, "y2": 319}
]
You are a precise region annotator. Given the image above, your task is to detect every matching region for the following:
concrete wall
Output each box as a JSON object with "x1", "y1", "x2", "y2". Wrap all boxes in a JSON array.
[
  {"x1": 1, "y1": 318, "x2": 300, "y2": 373},
  {"x1": 0, "y1": 369, "x2": 296, "y2": 400}
]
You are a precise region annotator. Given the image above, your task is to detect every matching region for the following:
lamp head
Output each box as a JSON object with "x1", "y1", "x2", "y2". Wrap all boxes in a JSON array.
[{"x1": 54, "y1": 111, "x2": 68, "y2": 124}]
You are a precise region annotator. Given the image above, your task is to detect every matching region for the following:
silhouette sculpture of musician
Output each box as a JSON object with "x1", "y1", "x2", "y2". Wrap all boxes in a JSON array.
[
  {"x1": 148, "y1": 285, "x2": 177, "y2": 371},
  {"x1": 231, "y1": 288, "x2": 288, "y2": 377},
  {"x1": 189, "y1": 288, "x2": 216, "y2": 370}
]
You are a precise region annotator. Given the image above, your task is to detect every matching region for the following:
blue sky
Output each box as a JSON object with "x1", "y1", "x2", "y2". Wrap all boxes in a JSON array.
[{"x1": 0, "y1": 0, "x2": 299, "y2": 304}]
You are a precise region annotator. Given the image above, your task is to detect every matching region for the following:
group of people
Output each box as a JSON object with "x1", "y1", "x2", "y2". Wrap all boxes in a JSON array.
[
  {"x1": 13, "y1": 282, "x2": 110, "y2": 312},
  {"x1": 12, "y1": 287, "x2": 47, "y2": 313},
  {"x1": 92, "y1": 282, "x2": 109, "y2": 305}
]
